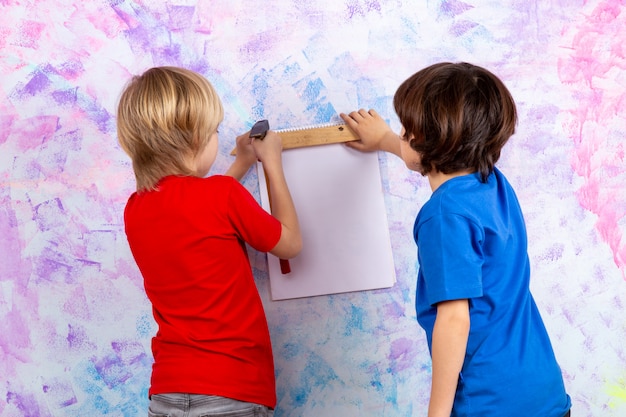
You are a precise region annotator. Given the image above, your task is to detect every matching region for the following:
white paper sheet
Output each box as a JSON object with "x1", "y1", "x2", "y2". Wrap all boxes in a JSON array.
[{"x1": 258, "y1": 144, "x2": 396, "y2": 300}]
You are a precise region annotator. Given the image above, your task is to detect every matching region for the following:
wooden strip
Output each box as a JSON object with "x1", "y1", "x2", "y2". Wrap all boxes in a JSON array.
[{"x1": 230, "y1": 124, "x2": 358, "y2": 155}]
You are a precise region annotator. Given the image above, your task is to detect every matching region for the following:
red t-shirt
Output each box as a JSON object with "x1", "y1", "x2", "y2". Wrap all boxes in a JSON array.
[{"x1": 124, "y1": 175, "x2": 281, "y2": 408}]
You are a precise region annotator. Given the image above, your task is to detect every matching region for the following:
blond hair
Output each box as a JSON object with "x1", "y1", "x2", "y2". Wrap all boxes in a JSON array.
[{"x1": 117, "y1": 66, "x2": 224, "y2": 191}]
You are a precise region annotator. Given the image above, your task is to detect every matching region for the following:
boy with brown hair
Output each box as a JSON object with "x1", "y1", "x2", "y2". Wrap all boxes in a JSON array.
[{"x1": 342, "y1": 62, "x2": 571, "y2": 417}]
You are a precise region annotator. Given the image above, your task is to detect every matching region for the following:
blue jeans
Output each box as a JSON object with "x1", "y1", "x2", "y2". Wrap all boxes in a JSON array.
[{"x1": 148, "y1": 393, "x2": 274, "y2": 417}]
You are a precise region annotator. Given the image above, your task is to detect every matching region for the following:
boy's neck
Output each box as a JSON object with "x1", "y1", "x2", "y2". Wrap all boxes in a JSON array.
[{"x1": 428, "y1": 170, "x2": 474, "y2": 192}]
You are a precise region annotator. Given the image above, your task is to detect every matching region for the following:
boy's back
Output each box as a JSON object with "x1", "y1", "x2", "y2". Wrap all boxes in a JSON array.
[
  {"x1": 124, "y1": 174, "x2": 281, "y2": 407},
  {"x1": 414, "y1": 168, "x2": 571, "y2": 416},
  {"x1": 341, "y1": 62, "x2": 570, "y2": 416},
  {"x1": 117, "y1": 66, "x2": 301, "y2": 416}
]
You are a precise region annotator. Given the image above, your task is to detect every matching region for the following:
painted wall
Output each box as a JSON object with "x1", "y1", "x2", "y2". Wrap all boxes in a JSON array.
[{"x1": 1, "y1": 0, "x2": 625, "y2": 416}]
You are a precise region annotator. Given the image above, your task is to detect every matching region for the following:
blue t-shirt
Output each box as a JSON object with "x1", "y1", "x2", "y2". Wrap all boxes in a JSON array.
[{"x1": 414, "y1": 168, "x2": 571, "y2": 417}]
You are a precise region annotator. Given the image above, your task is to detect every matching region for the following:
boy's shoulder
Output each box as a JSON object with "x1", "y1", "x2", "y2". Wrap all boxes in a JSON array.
[
  {"x1": 169, "y1": 174, "x2": 237, "y2": 189},
  {"x1": 129, "y1": 175, "x2": 240, "y2": 201},
  {"x1": 199, "y1": 174, "x2": 237, "y2": 186},
  {"x1": 418, "y1": 171, "x2": 502, "y2": 225},
  {"x1": 182, "y1": 175, "x2": 244, "y2": 200}
]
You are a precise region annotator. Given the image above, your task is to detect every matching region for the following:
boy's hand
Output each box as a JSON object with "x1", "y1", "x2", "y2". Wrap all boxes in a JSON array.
[
  {"x1": 233, "y1": 131, "x2": 257, "y2": 168},
  {"x1": 252, "y1": 131, "x2": 283, "y2": 166},
  {"x1": 340, "y1": 109, "x2": 396, "y2": 153},
  {"x1": 225, "y1": 131, "x2": 258, "y2": 181}
]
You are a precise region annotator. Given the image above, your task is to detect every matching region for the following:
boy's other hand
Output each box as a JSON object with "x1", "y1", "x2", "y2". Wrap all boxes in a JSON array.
[
  {"x1": 225, "y1": 131, "x2": 258, "y2": 181},
  {"x1": 252, "y1": 131, "x2": 283, "y2": 166},
  {"x1": 340, "y1": 109, "x2": 393, "y2": 152},
  {"x1": 234, "y1": 131, "x2": 257, "y2": 169}
]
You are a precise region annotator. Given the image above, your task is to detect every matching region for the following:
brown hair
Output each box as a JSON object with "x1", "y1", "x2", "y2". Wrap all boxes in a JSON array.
[
  {"x1": 117, "y1": 66, "x2": 224, "y2": 191},
  {"x1": 393, "y1": 62, "x2": 517, "y2": 182}
]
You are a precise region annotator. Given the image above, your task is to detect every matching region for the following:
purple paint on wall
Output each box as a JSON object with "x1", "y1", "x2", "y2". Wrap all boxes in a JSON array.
[
  {"x1": 42, "y1": 379, "x2": 78, "y2": 409},
  {"x1": 346, "y1": 0, "x2": 382, "y2": 18},
  {"x1": 1, "y1": 309, "x2": 32, "y2": 358},
  {"x1": 6, "y1": 390, "x2": 46, "y2": 417},
  {"x1": 52, "y1": 88, "x2": 79, "y2": 105},
  {"x1": 389, "y1": 337, "x2": 418, "y2": 373},
  {"x1": 111, "y1": 340, "x2": 148, "y2": 365},
  {"x1": 383, "y1": 300, "x2": 406, "y2": 320},
  {"x1": 167, "y1": 5, "x2": 196, "y2": 30},
  {"x1": 94, "y1": 353, "x2": 133, "y2": 389},
  {"x1": 76, "y1": 98, "x2": 114, "y2": 134},
  {"x1": 63, "y1": 287, "x2": 91, "y2": 320},
  {"x1": 57, "y1": 60, "x2": 85, "y2": 81},
  {"x1": 67, "y1": 324, "x2": 97, "y2": 352},
  {"x1": 440, "y1": 0, "x2": 474, "y2": 17},
  {"x1": 33, "y1": 198, "x2": 65, "y2": 232},
  {"x1": 450, "y1": 20, "x2": 478, "y2": 36},
  {"x1": 22, "y1": 71, "x2": 51, "y2": 96},
  {"x1": 36, "y1": 257, "x2": 73, "y2": 283},
  {"x1": 151, "y1": 43, "x2": 183, "y2": 66},
  {"x1": 240, "y1": 31, "x2": 283, "y2": 64}
]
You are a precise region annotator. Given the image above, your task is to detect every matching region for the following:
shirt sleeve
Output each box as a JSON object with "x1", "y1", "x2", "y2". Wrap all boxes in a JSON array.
[
  {"x1": 417, "y1": 213, "x2": 484, "y2": 306},
  {"x1": 226, "y1": 179, "x2": 282, "y2": 252}
]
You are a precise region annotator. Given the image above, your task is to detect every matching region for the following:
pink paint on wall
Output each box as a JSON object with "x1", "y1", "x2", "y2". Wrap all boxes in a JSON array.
[
  {"x1": 10, "y1": 116, "x2": 60, "y2": 151},
  {"x1": 558, "y1": 0, "x2": 626, "y2": 278}
]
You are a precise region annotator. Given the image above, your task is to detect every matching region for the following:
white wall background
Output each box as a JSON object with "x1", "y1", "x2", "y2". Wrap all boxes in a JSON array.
[{"x1": 1, "y1": 0, "x2": 625, "y2": 416}]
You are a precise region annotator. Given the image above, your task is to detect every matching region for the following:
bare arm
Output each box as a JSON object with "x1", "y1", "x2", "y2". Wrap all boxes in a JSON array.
[
  {"x1": 253, "y1": 131, "x2": 302, "y2": 259},
  {"x1": 428, "y1": 299, "x2": 470, "y2": 417},
  {"x1": 225, "y1": 132, "x2": 257, "y2": 181},
  {"x1": 340, "y1": 109, "x2": 402, "y2": 157}
]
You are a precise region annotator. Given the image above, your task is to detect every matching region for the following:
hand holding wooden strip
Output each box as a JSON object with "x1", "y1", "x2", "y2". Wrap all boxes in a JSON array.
[{"x1": 231, "y1": 123, "x2": 358, "y2": 155}]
